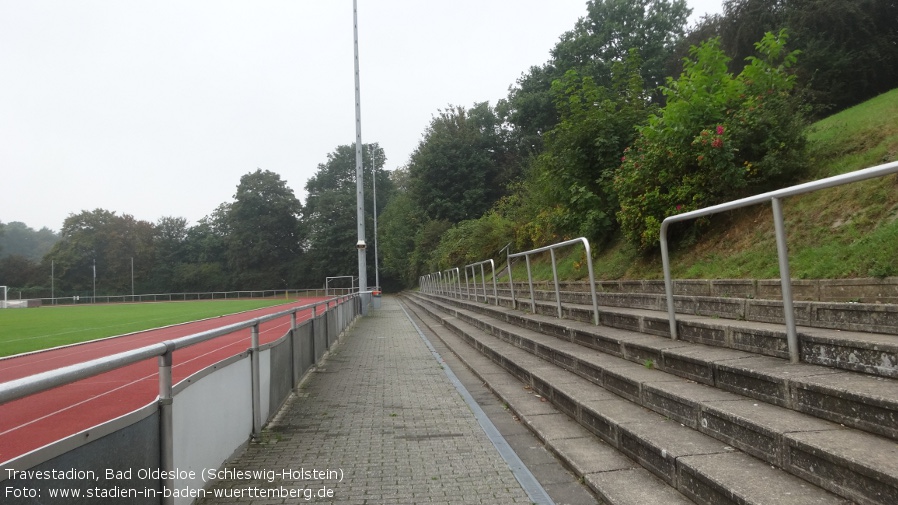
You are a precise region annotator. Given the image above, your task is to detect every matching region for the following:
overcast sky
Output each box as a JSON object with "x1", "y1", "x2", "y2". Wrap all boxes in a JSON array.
[{"x1": 1, "y1": 1, "x2": 722, "y2": 232}]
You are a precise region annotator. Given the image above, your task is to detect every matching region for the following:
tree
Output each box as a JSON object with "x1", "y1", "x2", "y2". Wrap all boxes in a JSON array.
[
  {"x1": 378, "y1": 189, "x2": 421, "y2": 289},
  {"x1": 615, "y1": 31, "x2": 806, "y2": 249},
  {"x1": 552, "y1": 0, "x2": 691, "y2": 95},
  {"x1": 302, "y1": 144, "x2": 394, "y2": 287},
  {"x1": 44, "y1": 209, "x2": 156, "y2": 295},
  {"x1": 0, "y1": 221, "x2": 59, "y2": 261},
  {"x1": 521, "y1": 50, "x2": 653, "y2": 244},
  {"x1": 408, "y1": 103, "x2": 518, "y2": 223},
  {"x1": 175, "y1": 206, "x2": 231, "y2": 292},
  {"x1": 502, "y1": 0, "x2": 691, "y2": 153},
  {"x1": 684, "y1": 0, "x2": 898, "y2": 115},
  {"x1": 147, "y1": 216, "x2": 189, "y2": 292},
  {"x1": 225, "y1": 169, "x2": 304, "y2": 289}
]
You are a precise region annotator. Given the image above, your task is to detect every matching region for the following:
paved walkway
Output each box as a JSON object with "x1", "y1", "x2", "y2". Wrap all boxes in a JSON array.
[{"x1": 198, "y1": 297, "x2": 536, "y2": 504}]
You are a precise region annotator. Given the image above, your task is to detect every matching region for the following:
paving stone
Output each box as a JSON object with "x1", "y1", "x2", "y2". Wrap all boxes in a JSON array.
[{"x1": 197, "y1": 297, "x2": 533, "y2": 504}]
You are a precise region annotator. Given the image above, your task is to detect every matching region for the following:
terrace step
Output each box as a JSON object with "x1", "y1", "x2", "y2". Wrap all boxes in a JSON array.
[
  {"x1": 462, "y1": 285, "x2": 898, "y2": 379},
  {"x1": 406, "y1": 292, "x2": 898, "y2": 505},
  {"x1": 402, "y1": 310, "x2": 696, "y2": 505},
  {"x1": 433, "y1": 293, "x2": 898, "y2": 440}
]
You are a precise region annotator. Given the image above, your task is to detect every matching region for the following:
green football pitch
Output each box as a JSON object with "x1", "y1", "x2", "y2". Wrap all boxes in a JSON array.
[{"x1": 0, "y1": 299, "x2": 297, "y2": 358}]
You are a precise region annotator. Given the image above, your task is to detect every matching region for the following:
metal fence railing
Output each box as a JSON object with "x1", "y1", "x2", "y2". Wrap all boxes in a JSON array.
[
  {"x1": 15, "y1": 289, "x2": 330, "y2": 307},
  {"x1": 661, "y1": 160, "x2": 898, "y2": 363},
  {"x1": 420, "y1": 236, "x2": 600, "y2": 326},
  {"x1": 0, "y1": 295, "x2": 360, "y2": 504},
  {"x1": 464, "y1": 259, "x2": 498, "y2": 305},
  {"x1": 507, "y1": 238, "x2": 599, "y2": 325}
]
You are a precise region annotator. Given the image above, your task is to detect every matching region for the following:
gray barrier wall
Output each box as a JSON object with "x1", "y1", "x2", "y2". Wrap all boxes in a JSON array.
[{"x1": 1, "y1": 296, "x2": 361, "y2": 505}]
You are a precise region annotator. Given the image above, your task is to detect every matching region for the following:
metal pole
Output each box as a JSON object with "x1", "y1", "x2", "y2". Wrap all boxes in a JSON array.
[
  {"x1": 352, "y1": 0, "x2": 368, "y2": 303},
  {"x1": 250, "y1": 323, "x2": 261, "y2": 439},
  {"x1": 480, "y1": 264, "x2": 487, "y2": 303},
  {"x1": 131, "y1": 257, "x2": 134, "y2": 302},
  {"x1": 490, "y1": 260, "x2": 499, "y2": 305},
  {"x1": 660, "y1": 223, "x2": 677, "y2": 339},
  {"x1": 311, "y1": 305, "x2": 317, "y2": 365},
  {"x1": 550, "y1": 248, "x2": 562, "y2": 318},
  {"x1": 771, "y1": 197, "x2": 799, "y2": 363},
  {"x1": 526, "y1": 255, "x2": 535, "y2": 314},
  {"x1": 158, "y1": 345, "x2": 175, "y2": 505},
  {"x1": 291, "y1": 312, "x2": 299, "y2": 388},
  {"x1": 508, "y1": 253, "x2": 516, "y2": 310},
  {"x1": 372, "y1": 146, "x2": 380, "y2": 290}
]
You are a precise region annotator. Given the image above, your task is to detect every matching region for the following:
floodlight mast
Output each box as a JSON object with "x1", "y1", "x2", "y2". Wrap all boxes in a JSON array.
[{"x1": 353, "y1": 0, "x2": 368, "y2": 300}]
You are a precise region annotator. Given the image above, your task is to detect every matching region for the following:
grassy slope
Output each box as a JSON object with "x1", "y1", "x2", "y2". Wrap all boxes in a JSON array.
[
  {"x1": 0, "y1": 299, "x2": 295, "y2": 357},
  {"x1": 588, "y1": 88, "x2": 898, "y2": 281}
]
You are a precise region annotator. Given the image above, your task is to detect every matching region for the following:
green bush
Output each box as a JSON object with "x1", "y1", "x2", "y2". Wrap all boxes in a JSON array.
[
  {"x1": 614, "y1": 31, "x2": 806, "y2": 250},
  {"x1": 434, "y1": 212, "x2": 515, "y2": 269}
]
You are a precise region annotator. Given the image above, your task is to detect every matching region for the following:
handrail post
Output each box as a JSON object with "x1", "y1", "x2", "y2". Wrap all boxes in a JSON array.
[
  {"x1": 158, "y1": 343, "x2": 175, "y2": 505},
  {"x1": 550, "y1": 248, "x2": 562, "y2": 318},
  {"x1": 772, "y1": 197, "x2": 799, "y2": 363},
  {"x1": 525, "y1": 255, "x2": 535, "y2": 314},
  {"x1": 310, "y1": 304, "x2": 317, "y2": 366},
  {"x1": 480, "y1": 263, "x2": 487, "y2": 303},
  {"x1": 507, "y1": 255, "x2": 516, "y2": 310},
  {"x1": 580, "y1": 238, "x2": 600, "y2": 325},
  {"x1": 464, "y1": 267, "x2": 471, "y2": 300},
  {"x1": 290, "y1": 311, "x2": 299, "y2": 388},
  {"x1": 250, "y1": 322, "x2": 261, "y2": 439},
  {"x1": 489, "y1": 259, "x2": 499, "y2": 305},
  {"x1": 660, "y1": 222, "x2": 678, "y2": 339}
]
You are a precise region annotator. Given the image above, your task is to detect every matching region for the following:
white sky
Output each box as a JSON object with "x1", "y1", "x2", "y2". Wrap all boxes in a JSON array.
[{"x1": 1, "y1": 1, "x2": 722, "y2": 232}]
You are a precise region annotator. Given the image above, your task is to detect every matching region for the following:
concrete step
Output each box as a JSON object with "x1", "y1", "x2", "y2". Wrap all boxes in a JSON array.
[
  {"x1": 399, "y1": 297, "x2": 695, "y2": 505},
  {"x1": 495, "y1": 284, "x2": 898, "y2": 335},
  {"x1": 508, "y1": 279, "x2": 898, "y2": 305},
  {"x1": 409, "y1": 292, "x2": 898, "y2": 505},
  {"x1": 493, "y1": 289, "x2": 898, "y2": 379},
  {"x1": 430, "y1": 293, "x2": 898, "y2": 442},
  {"x1": 403, "y1": 294, "x2": 857, "y2": 505}
]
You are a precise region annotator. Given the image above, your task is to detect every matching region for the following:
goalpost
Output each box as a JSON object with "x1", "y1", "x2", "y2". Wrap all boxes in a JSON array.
[{"x1": 0, "y1": 286, "x2": 6, "y2": 309}]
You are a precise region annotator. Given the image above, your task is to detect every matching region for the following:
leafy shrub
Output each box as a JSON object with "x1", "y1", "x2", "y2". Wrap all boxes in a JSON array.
[
  {"x1": 434, "y1": 212, "x2": 515, "y2": 269},
  {"x1": 521, "y1": 51, "x2": 653, "y2": 245},
  {"x1": 614, "y1": 30, "x2": 806, "y2": 250}
]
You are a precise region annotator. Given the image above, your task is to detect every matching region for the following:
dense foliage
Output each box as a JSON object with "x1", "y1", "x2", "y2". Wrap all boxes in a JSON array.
[{"x1": 615, "y1": 31, "x2": 805, "y2": 249}]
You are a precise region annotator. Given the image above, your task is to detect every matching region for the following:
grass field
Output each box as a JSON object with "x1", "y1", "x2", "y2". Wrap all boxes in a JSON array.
[{"x1": 0, "y1": 299, "x2": 298, "y2": 358}]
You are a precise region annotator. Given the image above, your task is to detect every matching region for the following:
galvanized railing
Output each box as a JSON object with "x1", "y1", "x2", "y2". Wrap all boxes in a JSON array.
[
  {"x1": 444, "y1": 267, "x2": 462, "y2": 298},
  {"x1": 661, "y1": 160, "x2": 898, "y2": 363},
  {"x1": 0, "y1": 295, "x2": 359, "y2": 503},
  {"x1": 465, "y1": 259, "x2": 499, "y2": 304},
  {"x1": 508, "y1": 237, "x2": 600, "y2": 325},
  {"x1": 419, "y1": 238, "x2": 600, "y2": 324}
]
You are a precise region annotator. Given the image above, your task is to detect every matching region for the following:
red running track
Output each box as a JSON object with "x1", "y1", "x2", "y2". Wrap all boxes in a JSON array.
[{"x1": 0, "y1": 298, "x2": 334, "y2": 464}]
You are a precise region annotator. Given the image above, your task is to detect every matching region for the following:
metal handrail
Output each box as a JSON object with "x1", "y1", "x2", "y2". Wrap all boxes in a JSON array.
[
  {"x1": 464, "y1": 259, "x2": 499, "y2": 304},
  {"x1": 442, "y1": 268, "x2": 462, "y2": 298},
  {"x1": 508, "y1": 237, "x2": 599, "y2": 325},
  {"x1": 0, "y1": 295, "x2": 353, "y2": 404},
  {"x1": 660, "y1": 160, "x2": 898, "y2": 363}
]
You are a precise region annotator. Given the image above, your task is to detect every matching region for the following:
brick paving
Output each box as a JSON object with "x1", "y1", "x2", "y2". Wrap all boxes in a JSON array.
[{"x1": 197, "y1": 296, "x2": 533, "y2": 504}]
